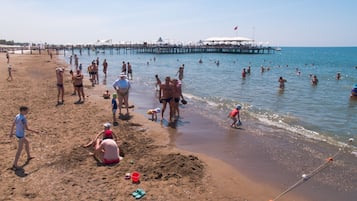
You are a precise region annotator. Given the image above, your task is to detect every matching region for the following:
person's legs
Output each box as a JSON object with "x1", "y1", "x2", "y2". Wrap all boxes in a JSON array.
[
  {"x1": 80, "y1": 87, "x2": 85, "y2": 102},
  {"x1": 169, "y1": 101, "x2": 174, "y2": 122},
  {"x1": 161, "y1": 102, "x2": 167, "y2": 119},
  {"x1": 60, "y1": 86, "x2": 64, "y2": 102},
  {"x1": 118, "y1": 96, "x2": 123, "y2": 114},
  {"x1": 57, "y1": 86, "x2": 60, "y2": 103},
  {"x1": 231, "y1": 117, "x2": 237, "y2": 127},
  {"x1": 23, "y1": 137, "x2": 32, "y2": 159},
  {"x1": 124, "y1": 94, "x2": 129, "y2": 114},
  {"x1": 76, "y1": 87, "x2": 81, "y2": 102},
  {"x1": 72, "y1": 84, "x2": 76, "y2": 95},
  {"x1": 13, "y1": 138, "x2": 24, "y2": 167}
]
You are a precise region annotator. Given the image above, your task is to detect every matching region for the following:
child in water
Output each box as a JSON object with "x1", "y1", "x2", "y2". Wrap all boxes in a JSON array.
[{"x1": 228, "y1": 105, "x2": 241, "y2": 128}]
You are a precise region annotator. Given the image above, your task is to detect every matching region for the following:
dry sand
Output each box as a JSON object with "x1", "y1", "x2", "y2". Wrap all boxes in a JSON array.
[{"x1": 0, "y1": 53, "x2": 307, "y2": 201}]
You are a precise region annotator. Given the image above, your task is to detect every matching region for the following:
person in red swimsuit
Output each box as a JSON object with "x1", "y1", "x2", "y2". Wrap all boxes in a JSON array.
[{"x1": 228, "y1": 105, "x2": 241, "y2": 128}]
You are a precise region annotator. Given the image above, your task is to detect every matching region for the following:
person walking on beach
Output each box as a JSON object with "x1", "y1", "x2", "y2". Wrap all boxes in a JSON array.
[
  {"x1": 74, "y1": 69, "x2": 85, "y2": 104},
  {"x1": 56, "y1": 67, "x2": 64, "y2": 105},
  {"x1": 6, "y1": 52, "x2": 10, "y2": 63},
  {"x1": 113, "y1": 73, "x2": 131, "y2": 116},
  {"x1": 103, "y1": 59, "x2": 108, "y2": 77},
  {"x1": 127, "y1": 62, "x2": 133, "y2": 80},
  {"x1": 278, "y1": 76, "x2": 287, "y2": 89},
  {"x1": 7, "y1": 64, "x2": 13, "y2": 81},
  {"x1": 176, "y1": 64, "x2": 184, "y2": 81},
  {"x1": 159, "y1": 76, "x2": 174, "y2": 121},
  {"x1": 9, "y1": 106, "x2": 39, "y2": 170},
  {"x1": 228, "y1": 105, "x2": 241, "y2": 128}
]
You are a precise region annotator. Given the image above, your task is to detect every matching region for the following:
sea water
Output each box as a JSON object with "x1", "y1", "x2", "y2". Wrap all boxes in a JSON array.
[{"x1": 63, "y1": 47, "x2": 357, "y2": 150}]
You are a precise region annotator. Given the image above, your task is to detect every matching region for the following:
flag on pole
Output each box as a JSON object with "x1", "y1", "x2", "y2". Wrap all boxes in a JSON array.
[{"x1": 234, "y1": 26, "x2": 238, "y2": 30}]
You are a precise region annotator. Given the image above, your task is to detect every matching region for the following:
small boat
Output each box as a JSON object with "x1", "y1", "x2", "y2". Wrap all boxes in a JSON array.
[{"x1": 275, "y1": 47, "x2": 282, "y2": 51}]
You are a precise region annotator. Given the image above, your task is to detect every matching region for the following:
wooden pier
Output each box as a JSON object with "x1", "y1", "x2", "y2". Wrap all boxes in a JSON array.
[{"x1": 3, "y1": 43, "x2": 275, "y2": 55}]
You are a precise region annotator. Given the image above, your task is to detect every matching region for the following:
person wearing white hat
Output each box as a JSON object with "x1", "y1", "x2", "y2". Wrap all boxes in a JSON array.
[{"x1": 112, "y1": 73, "x2": 131, "y2": 116}]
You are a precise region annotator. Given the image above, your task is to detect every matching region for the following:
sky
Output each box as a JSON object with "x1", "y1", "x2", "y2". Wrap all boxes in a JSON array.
[{"x1": 1, "y1": 0, "x2": 357, "y2": 47}]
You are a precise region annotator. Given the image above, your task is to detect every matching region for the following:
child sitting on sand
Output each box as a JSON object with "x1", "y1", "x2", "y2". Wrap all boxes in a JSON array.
[
  {"x1": 82, "y1": 123, "x2": 117, "y2": 148},
  {"x1": 147, "y1": 107, "x2": 161, "y2": 121},
  {"x1": 103, "y1": 90, "x2": 111, "y2": 99},
  {"x1": 228, "y1": 105, "x2": 241, "y2": 128}
]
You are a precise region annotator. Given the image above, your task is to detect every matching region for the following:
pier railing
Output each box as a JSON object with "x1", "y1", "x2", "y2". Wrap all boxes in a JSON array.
[{"x1": 3, "y1": 43, "x2": 275, "y2": 55}]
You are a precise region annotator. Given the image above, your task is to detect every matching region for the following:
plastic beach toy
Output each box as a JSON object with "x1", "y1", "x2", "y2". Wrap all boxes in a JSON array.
[
  {"x1": 131, "y1": 172, "x2": 140, "y2": 183},
  {"x1": 132, "y1": 188, "x2": 146, "y2": 199}
]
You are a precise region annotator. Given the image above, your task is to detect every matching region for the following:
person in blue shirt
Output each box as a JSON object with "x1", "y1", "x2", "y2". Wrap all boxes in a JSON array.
[{"x1": 9, "y1": 106, "x2": 39, "y2": 170}]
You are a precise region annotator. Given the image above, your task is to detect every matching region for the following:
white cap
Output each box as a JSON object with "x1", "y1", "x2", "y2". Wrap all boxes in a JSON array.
[{"x1": 103, "y1": 122, "x2": 111, "y2": 128}]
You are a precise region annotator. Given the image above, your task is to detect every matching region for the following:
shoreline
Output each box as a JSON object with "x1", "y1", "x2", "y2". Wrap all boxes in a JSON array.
[
  {"x1": 1, "y1": 53, "x2": 355, "y2": 201},
  {"x1": 0, "y1": 53, "x2": 287, "y2": 201}
]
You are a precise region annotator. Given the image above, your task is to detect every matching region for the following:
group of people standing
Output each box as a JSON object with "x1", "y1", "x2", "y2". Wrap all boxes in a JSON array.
[
  {"x1": 156, "y1": 65, "x2": 186, "y2": 122},
  {"x1": 121, "y1": 61, "x2": 133, "y2": 80}
]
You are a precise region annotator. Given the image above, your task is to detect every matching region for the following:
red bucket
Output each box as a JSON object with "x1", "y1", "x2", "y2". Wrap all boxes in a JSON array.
[{"x1": 131, "y1": 172, "x2": 140, "y2": 183}]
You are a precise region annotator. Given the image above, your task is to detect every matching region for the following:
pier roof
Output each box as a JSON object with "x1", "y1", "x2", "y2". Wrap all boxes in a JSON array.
[{"x1": 204, "y1": 37, "x2": 253, "y2": 43}]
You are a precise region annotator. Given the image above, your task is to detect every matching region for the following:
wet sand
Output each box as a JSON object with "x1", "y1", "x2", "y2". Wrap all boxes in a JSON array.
[
  {"x1": 130, "y1": 79, "x2": 357, "y2": 201},
  {"x1": 0, "y1": 52, "x2": 303, "y2": 201}
]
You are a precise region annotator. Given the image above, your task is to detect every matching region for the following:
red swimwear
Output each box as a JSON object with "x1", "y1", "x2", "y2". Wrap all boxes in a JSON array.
[{"x1": 103, "y1": 158, "x2": 120, "y2": 165}]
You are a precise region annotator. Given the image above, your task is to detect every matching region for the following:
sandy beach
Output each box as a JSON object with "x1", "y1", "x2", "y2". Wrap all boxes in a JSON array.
[{"x1": 0, "y1": 52, "x2": 336, "y2": 201}]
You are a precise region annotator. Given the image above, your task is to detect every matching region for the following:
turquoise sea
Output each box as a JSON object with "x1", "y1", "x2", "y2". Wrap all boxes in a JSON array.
[
  {"x1": 62, "y1": 47, "x2": 357, "y2": 200},
  {"x1": 64, "y1": 47, "x2": 357, "y2": 151}
]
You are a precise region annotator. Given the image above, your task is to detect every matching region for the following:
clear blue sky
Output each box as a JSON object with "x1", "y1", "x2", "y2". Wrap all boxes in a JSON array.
[{"x1": 1, "y1": 0, "x2": 356, "y2": 47}]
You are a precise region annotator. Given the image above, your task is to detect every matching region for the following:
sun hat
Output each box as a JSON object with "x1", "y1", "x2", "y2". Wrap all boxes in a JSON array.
[
  {"x1": 103, "y1": 122, "x2": 111, "y2": 128},
  {"x1": 112, "y1": 93, "x2": 117, "y2": 98}
]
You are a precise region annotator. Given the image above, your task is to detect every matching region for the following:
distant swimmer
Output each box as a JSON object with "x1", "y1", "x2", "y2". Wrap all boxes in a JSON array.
[
  {"x1": 336, "y1": 72, "x2": 341, "y2": 80},
  {"x1": 311, "y1": 75, "x2": 319, "y2": 85},
  {"x1": 199, "y1": 59, "x2": 202, "y2": 64},
  {"x1": 278, "y1": 76, "x2": 287, "y2": 89},
  {"x1": 242, "y1": 68, "x2": 246, "y2": 78}
]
